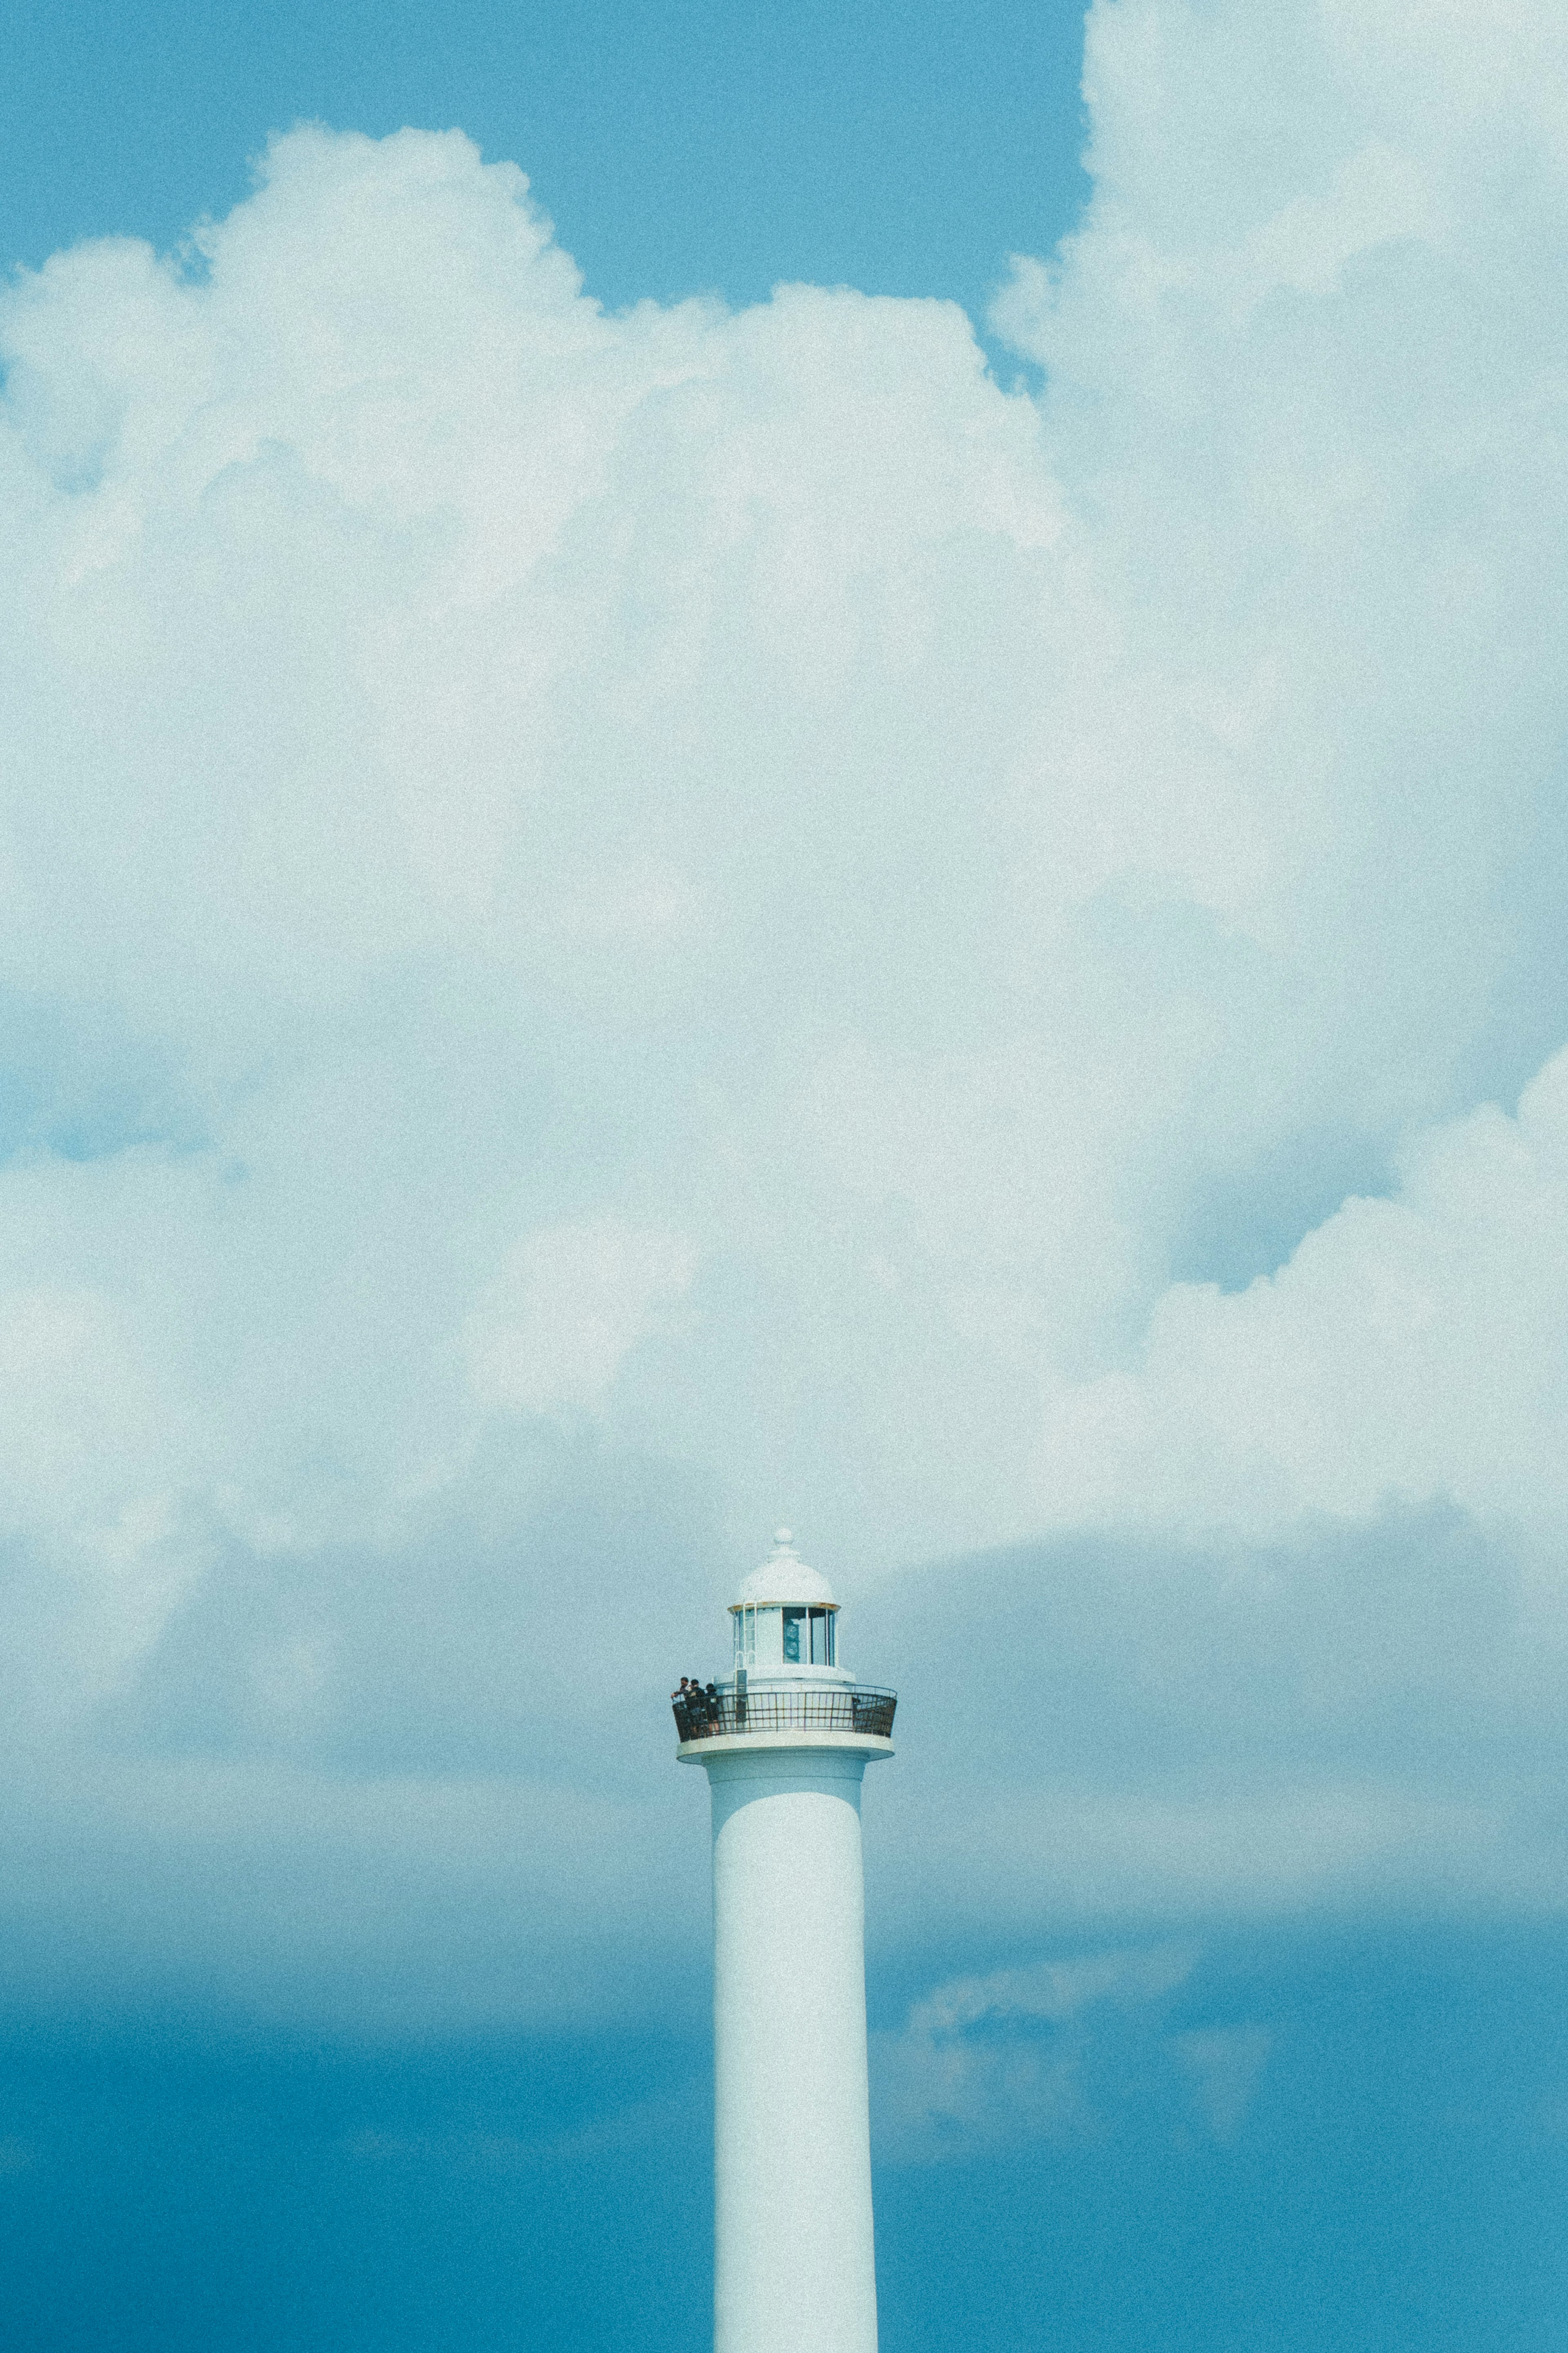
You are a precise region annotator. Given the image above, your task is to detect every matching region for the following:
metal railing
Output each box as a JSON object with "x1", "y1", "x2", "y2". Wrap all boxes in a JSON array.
[{"x1": 672, "y1": 1686, "x2": 897, "y2": 1744}]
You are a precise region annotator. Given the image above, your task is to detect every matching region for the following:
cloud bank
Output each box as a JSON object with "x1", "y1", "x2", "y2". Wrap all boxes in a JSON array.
[{"x1": 2, "y1": 0, "x2": 1568, "y2": 2021}]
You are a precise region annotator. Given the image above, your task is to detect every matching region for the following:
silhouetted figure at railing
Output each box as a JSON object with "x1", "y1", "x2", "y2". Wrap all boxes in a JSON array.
[{"x1": 672, "y1": 1676, "x2": 725, "y2": 1741}]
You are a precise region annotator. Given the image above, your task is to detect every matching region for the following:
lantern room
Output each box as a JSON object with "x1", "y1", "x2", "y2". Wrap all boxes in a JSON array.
[{"x1": 730, "y1": 1528, "x2": 842, "y2": 1674}]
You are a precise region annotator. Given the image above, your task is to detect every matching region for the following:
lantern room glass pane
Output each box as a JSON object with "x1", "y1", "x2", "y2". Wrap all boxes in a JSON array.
[
  {"x1": 782, "y1": 1608, "x2": 803, "y2": 1663},
  {"x1": 754, "y1": 1608, "x2": 783, "y2": 1664}
]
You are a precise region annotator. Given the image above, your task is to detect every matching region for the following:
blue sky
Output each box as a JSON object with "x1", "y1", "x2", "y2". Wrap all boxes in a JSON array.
[
  {"x1": 1, "y1": 0, "x2": 1087, "y2": 316},
  {"x1": 7, "y1": 1927, "x2": 1568, "y2": 2352},
  {"x1": 5, "y1": 0, "x2": 1568, "y2": 2345}
]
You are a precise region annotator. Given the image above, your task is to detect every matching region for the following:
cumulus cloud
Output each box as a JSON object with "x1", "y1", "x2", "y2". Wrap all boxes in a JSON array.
[
  {"x1": 873, "y1": 1946, "x2": 1192, "y2": 2162},
  {"x1": 872, "y1": 1945, "x2": 1278, "y2": 2162},
  {"x1": 1, "y1": 0, "x2": 1567, "y2": 2018},
  {"x1": 1036, "y1": 1046, "x2": 1568, "y2": 1537}
]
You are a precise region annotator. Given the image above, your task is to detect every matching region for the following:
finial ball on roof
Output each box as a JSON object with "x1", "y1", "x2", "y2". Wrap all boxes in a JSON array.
[{"x1": 733, "y1": 1526, "x2": 836, "y2": 1608}]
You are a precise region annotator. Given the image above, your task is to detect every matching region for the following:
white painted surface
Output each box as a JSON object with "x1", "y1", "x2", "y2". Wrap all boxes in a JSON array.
[
  {"x1": 680, "y1": 1730, "x2": 893, "y2": 1760},
  {"x1": 703, "y1": 1745, "x2": 882, "y2": 2353},
  {"x1": 733, "y1": 1528, "x2": 838, "y2": 1607}
]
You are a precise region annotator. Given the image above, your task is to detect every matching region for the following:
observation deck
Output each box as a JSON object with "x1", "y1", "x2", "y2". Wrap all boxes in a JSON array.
[{"x1": 673, "y1": 1682, "x2": 897, "y2": 1758}]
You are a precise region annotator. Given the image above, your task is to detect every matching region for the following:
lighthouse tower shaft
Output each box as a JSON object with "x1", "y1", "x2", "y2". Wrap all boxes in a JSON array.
[
  {"x1": 710, "y1": 1750, "x2": 877, "y2": 2353},
  {"x1": 675, "y1": 1532, "x2": 895, "y2": 2353}
]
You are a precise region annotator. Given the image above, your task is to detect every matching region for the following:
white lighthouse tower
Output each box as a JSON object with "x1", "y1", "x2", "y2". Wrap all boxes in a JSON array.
[{"x1": 674, "y1": 1529, "x2": 896, "y2": 2353}]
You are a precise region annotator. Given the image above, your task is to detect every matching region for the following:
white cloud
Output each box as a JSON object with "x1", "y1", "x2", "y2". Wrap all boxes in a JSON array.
[
  {"x1": 463, "y1": 1221, "x2": 696, "y2": 1416},
  {"x1": 1172, "y1": 2024, "x2": 1273, "y2": 2142},
  {"x1": 0, "y1": 0, "x2": 1566, "y2": 2012},
  {"x1": 1035, "y1": 1046, "x2": 1568, "y2": 1538},
  {"x1": 905, "y1": 1946, "x2": 1197, "y2": 2036},
  {"x1": 874, "y1": 1947, "x2": 1274, "y2": 2166},
  {"x1": 872, "y1": 1945, "x2": 1196, "y2": 2163}
]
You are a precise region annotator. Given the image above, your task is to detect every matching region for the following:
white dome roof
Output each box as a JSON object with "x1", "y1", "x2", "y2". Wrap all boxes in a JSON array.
[{"x1": 733, "y1": 1528, "x2": 837, "y2": 1608}]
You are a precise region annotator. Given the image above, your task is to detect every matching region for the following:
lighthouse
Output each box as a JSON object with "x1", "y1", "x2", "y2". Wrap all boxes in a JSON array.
[{"x1": 674, "y1": 1530, "x2": 897, "y2": 2353}]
